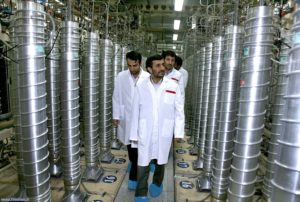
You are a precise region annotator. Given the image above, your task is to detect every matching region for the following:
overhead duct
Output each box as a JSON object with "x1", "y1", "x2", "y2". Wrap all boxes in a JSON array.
[
  {"x1": 111, "y1": 43, "x2": 122, "y2": 150},
  {"x1": 228, "y1": 6, "x2": 274, "y2": 201},
  {"x1": 262, "y1": 30, "x2": 291, "y2": 199},
  {"x1": 82, "y1": 32, "x2": 103, "y2": 181},
  {"x1": 11, "y1": 1, "x2": 51, "y2": 201},
  {"x1": 271, "y1": 3, "x2": 300, "y2": 201},
  {"x1": 211, "y1": 25, "x2": 243, "y2": 200},
  {"x1": 60, "y1": 21, "x2": 86, "y2": 201},
  {"x1": 99, "y1": 39, "x2": 114, "y2": 163},
  {"x1": 189, "y1": 49, "x2": 205, "y2": 153},
  {"x1": 197, "y1": 36, "x2": 224, "y2": 191},
  {"x1": 46, "y1": 31, "x2": 62, "y2": 177},
  {"x1": 193, "y1": 42, "x2": 213, "y2": 170}
]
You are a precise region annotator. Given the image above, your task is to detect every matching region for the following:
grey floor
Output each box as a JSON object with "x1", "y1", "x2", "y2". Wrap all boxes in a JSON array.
[{"x1": 114, "y1": 150, "x2": 175, "y2": 202}]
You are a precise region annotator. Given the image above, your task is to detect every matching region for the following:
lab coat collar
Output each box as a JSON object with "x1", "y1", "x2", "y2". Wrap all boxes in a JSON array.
[{"x1": 147, "y1": 76, "x2": 170, "y2": 96}]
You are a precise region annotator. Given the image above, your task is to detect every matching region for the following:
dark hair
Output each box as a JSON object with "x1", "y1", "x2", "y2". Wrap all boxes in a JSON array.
[
  {"x1": 175, "y1": 56, "x2": 183, "y2": 66},
  {"x1": 126, "y1": 51, "x2": 142, "y2": 64},
  {"x1": 146, "y1": 54, "x2": 164, "y2": 68},
  {"x1": 161, "y1": 50, "x2": 176, "y2": 59}
]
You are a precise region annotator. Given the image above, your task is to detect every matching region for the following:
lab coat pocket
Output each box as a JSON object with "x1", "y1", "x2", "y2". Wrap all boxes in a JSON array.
[
  {"x1": 163, "y1": 93, "x2": 175, "y2": 105},
  {"x1": 162, "y1": 119, "x2": 174, "y2": 137}
]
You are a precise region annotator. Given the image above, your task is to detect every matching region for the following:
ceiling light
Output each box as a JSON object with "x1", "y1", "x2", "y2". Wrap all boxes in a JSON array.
[
  {"x1": 174, "y1": 0, "x2": 184, "y2": 11},
  {"x1": 173, "y1": 45, "x2": 176, "y2": 50},
  {"x1": 84, "y1": 16, "x2": 91, "y2": 21},
  {"x1": 174, "y1": 20, "x2": 180, "y2": 30},
  {"x1": 173, "y1": 34, "x2": 178, "y2": 41}
]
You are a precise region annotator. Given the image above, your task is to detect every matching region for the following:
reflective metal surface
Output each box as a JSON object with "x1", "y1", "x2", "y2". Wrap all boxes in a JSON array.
[
  {"x1": 228, "y1": 6, "x2": 274, "y2": 201},
  {"x1": 190, "y1": 49, "x2": 205, "y2": 154},
  {"x1": 99, "y1": 39, "x2": 114, "y2": 163},
  {"x1": 121, "y1": 46, "x2": 128, "y2": 71},
  {"x1": 271, "y1": 4, "x2": 300, "y2": 201},
  {"x1": 11, "y1": 1, "x2": 51, "y2": 201},
  {"x1": 193, "y1": 42, "x2": 213, "y2": 170},
  {"x1": 9, "y1": 26, "x2": 27, "y2": 198},
  {"x1": 197, "y1": 36, "x2": 224, "y2": 191},
  {"x1": 185, "y1": 55, "x2": 195, "y2": 135},
  {"x1": 82, "y1": 32, "x2": 103, "y2": 181},
  {"x1": 46, "y1": 31, "x2": 62, "y2": 177},
  {"x1": 111, "y1": 43, "x2": 122, "y2": 150},
  {"x1": 60, "y1": 21, "x2": 86, "y2": 202},
  {"x1": 262, "y1": 30, "x2": 291, "y2": 199}
]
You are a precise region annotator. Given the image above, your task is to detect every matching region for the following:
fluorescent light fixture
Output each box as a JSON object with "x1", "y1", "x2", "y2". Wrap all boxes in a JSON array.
[
  {"x1": 174, "y1": 20, "x2": 180, "y2": 30},
  {"x1": 84, "y1": 16, "x2": 91, "y2": 21},
  {"x1": 173, "y1": 34, "x2": 178, "y2": 41},
  {"x1": 174, "y1": 0, "x2": 184, "y2": 11},
  {"x1": 173, "y1": 45, "x2": 176, "y2": 50},
  {"x1": 55, "y1": 0, "x2": 64, "y2": 5}
]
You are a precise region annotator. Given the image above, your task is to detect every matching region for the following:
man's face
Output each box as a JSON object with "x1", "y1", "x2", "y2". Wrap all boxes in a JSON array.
[
  {"x1": 127, "y1": 59, "x2": 141, "y2": 75},
  {"x1": 164, "y1": 55, "x2": 175, "y2": 71},
  {"x1": 148, "y1": 59, "x2": 165, "y2": 79},
  {"x1": 174, "y1": 62, "x2": 180, "y2": 70}
]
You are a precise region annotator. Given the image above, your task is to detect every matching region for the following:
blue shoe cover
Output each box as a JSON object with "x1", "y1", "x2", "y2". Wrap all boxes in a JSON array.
[
  {"x1": 150, "y1": 163, "x2": 155, "y2": 173},
  {"x1": 149, "y1": 183, "x2": 163, "y2": 198},
  {"x1": 128, "y1": 180, "x2": 137, "y2": 190},
  {"x1": 127, "y1": 162, "x2": 132, "y2": 173},
  {"x1": 134, "y1": 196, "x2": 149, "y2": 202}
]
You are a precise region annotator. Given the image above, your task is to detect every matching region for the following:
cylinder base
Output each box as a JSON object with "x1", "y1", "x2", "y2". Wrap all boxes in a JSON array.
[
  {"x1": 82, "y1": 165, "x2": 103, "y2": 182},
  {"x1": 111, "y1": 139, "x2": 122, "y2": 150},
  {"x1": 61, "y1": 187, "x2": 87, "y2": 202},
  {"x1": 100, "y1": 151, "x2": 114, "y2": 163},
  {"x1": 196, "y1": 173, "x2": 212, "y2": 192}
]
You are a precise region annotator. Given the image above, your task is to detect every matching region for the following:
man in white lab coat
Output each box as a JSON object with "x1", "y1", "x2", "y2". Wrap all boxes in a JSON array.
[
  {"x1": 175, "y1": 55, "x2": 188, "y2": 89},
  {"x1": 130, "y1": 55, "x2": 185, "y2": 202},
  {"x1": 162, "y1": 50, "x2": 185, "y2": 97},
  {"x1": 112, "y1": 51, "x2": 150, "y2": 190}
]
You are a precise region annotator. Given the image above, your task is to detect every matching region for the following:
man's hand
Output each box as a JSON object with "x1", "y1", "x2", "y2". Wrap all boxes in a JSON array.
[{"x1": 113, "y1": 119, "x2": 120, "y2": 126}]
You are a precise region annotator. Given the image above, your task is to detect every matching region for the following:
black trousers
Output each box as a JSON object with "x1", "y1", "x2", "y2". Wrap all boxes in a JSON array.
[
  {"x1": 127, "y1": 144, "x2": 138, "y2": 181},
  {"x1": 135, "y1": 159, "x2": 165, "y2": 197}
]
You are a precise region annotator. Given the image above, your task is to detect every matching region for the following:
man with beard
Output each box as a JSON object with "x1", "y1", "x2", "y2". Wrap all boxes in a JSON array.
[
  {"x1": 162, "y1": 50, "x2": 185, "y2": 98},
  {"x1": 175, "y1": 55, "x2": 188, "y2": 90},
  {"x1": 129, "y1": 54, "x2": 185, "y2": 202},
  {"x1": 112, "y1": 51, "x2": 150, "y2": 190}
]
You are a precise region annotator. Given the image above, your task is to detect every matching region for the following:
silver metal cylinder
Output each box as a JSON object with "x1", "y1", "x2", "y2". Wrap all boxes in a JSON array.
[
  {"x1": 11, "y1": 1, "x2": 51, "y2": 201},
  {"x1": 197, "y1": 36, "x2": 224, "y2": 192},
  {"x1": 60, "y1": 21, "x2": 86, "y2": 202},
  {"x1": 99, "y1": 39, "x2": 114, "y2": 163},
  {"x1": 46, "y1": 31, "x2": 62, "y2": 177},
  {"x1": 212, "y1": 25, "x2": 244, "y2": 200},
  {"x1": 189, "y1": 51, "x2": 204, "y2": 152},
  {"x1": 262, "y1": 30, "x2": 291, "y2": 199},
  {"x1": 185, "y1": 55, "x2": 196, "y2": 135},
  {"x1": 111, "y1": 43, "x2": 122, "y2": 150},
  {"x1": 82, "y1": 32, "x2": 103, "y2": 181},
  {"x1": 228, "y1": 6, "x2": 274, "y2": 202},
  {"x1": 121, "y1": 46, "x2": 128, "y2": 71},
  {"x1": 193, "y1": 42, "x2": 213, "y2": 169},
  {"x1": 271, "y1": 4, "x2": 300, "y2": 201},
  {"x1": 9, "y1": 26, "x2": 27, "y2": 198}
]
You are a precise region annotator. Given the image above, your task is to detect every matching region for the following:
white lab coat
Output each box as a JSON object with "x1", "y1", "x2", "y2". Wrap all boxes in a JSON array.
[
  {"x1": 165, "y1": 68, "x2": 185, "y2": 97},
  {"x1": 179, "y1": 67, "x2": 188, "y2": 89},
  {"x1": 112, "y1": 69, "x2": 150, "y2": 145},
  {"x1": 129, "y1": 77, "x2": 185, "y2": 166}
]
